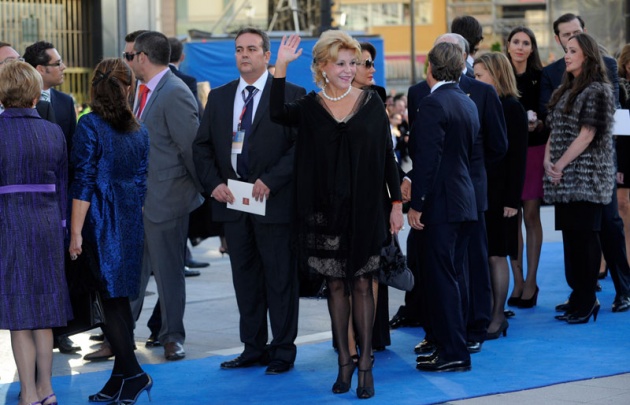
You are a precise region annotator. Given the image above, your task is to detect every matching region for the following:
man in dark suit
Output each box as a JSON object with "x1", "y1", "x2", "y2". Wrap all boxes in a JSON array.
[
  {"x1": 127, "y1": 31, "x2": 204, "y2": 361},
  {"x1": 540, "y1": 13, "x2": 630, "y2": 313},
  {"x1": 193, "y1": 27, "x2": 305, "y2": 375},
  {"x1": 23, "y1": 41, "x2": 76, "y2": 159},
  {"x1": 401, "y1": 34, "x2": 507, "y2": 356},
  {"x1": 22, "y1": 40, "x2": 80, "y2": 355},
  {"x1": 451, "y1": 15, "x2": 483, "y2": 79},
  {"x1": 409, "y1": 41, "x2": 479, "y2": 372}
]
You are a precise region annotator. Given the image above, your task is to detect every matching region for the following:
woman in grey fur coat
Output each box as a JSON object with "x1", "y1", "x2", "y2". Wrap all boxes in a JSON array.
[{"x1": 544, "y1": 33, "x2": 615, "y2": 324}]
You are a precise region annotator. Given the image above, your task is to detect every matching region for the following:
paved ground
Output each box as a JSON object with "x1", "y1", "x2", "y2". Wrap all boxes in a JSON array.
[{"x1": 1, "y1": 206, "x2": 629, "y2": 404}]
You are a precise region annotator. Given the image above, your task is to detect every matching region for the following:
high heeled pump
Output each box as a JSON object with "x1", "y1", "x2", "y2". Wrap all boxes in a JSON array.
[
  {"x1": 567, "y1": 300, "x2": 600, "y2": 324},
  {"x1": 485, "y1": 319, "x2": 509, "y2": 340},
  {"x1": 332, "y1": 362, "x2": 356, "y2": 394},
  {"x1": 356, "y1": 369, "x2": 375, "y2": 399},
  {"x1": 517, "y1": 286, "x2": 539, "y2": 308},
  {"x1": 40, "y1": 393, "x2": 57, "y2": 405},
  {"x1": 115, "y1": 372, "x2": 153, "y2": 405},
  {"x1": 506, "y1": 295, "x2": 522, "y2": 307},
  {"x1": 89, "y1": 374, "x2": 123, "y2": 402}
]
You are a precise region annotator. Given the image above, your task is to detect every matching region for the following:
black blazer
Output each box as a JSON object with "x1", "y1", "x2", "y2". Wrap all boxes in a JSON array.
[
  {"x1": 540, "y1": 55, "x2": 620, "y2": 116},
  {"x1": 35, "y1": 100, "x2": 56, "y2": 123},
  {"x1": 408, "y1": 75, "x2": 507, "y2": 212},
  {"x1": 50, "y1": 88, "x2": 77, "y2": 157},
  {"x1": 409, "y1": 83, "x2": 478, "y2": 224},
  {"x1": 193, "y1": 75, "x2": 306, "y2": 224}
]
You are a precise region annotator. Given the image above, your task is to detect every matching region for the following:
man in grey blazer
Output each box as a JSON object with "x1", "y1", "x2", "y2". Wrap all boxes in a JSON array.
[
  {"x1": 127, "y1": 31, "x2": 203, "y2": 361},
  {"x1": 194, "y1": 27, "x2": 305, "y2": 374}
]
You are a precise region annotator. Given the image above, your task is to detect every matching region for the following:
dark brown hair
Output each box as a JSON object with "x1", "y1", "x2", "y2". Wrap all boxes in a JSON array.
[
  {"x1": 548, "y1": 33, "x2": 610, "y2": 114},
  {"x1": 90, "y1": 58, "x2": 140, "y2": 132}
]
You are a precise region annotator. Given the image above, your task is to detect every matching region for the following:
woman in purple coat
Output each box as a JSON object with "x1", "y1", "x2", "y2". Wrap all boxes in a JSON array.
[{"x1": 0, "y1": 61, "x2": 70, "y2": 405}]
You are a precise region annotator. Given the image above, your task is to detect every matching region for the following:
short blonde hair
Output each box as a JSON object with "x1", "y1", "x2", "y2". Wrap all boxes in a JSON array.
[
  {"x1": 0, "y1": 61, "x2": 43, "y2": 108},
  {"x1": 473, "y1": 52, "x2": 519, "y2": 98},
  {"x1": 311, "y1": 30, "x2": 361, "y2": 88}
]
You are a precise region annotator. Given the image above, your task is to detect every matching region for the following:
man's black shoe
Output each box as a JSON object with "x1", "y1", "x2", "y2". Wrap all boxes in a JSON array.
[
  {"x1": 416, "y1": 350, "x2": 437, "y2": 363},
  {"x1": 184, "y1": 267, "x2": 201, "y2": 277},
  {"x1": 414, "y1": 339, "x2": 436, "y2": 354},
  {"x1": 221, "y1": 354, "x2": 262, "y2": 369},
  {"x1": 145, "y1": 333, "x2": 161, "y2": 347},
  {"x1": 186, "y1": 259, "x2": 210, "y2": 268},
  {"x1": 265, "y1": 360, "x2": 293, "y2": 375},
  {"x1": 612, "y1": 295, "x2": 630, "y2": 313},
  {"x1": 466, "y1": 341, "x2": 482, "y2": 354},
  {"x1": 416, "y1": 355, "x2": 471, "y2": 372},
  {"x1": 54, "y1": 336, "x2": 80, "y2": 354},
  {"x1": 389, "y1": 313, "x2": 421, "y2": 329}
]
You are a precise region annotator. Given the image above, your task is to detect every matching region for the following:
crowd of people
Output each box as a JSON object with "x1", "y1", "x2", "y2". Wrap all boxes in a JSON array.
[{"x1": 1, "y1": 11, "x2": 629, "y2": 404}]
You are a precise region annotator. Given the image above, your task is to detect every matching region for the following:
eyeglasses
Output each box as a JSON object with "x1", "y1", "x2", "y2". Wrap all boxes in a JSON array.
[
  {"x1": 122, "y1": 51, "x2": 143, "y2": 62},
  {"x1": 360, "y1": 59, "x2": 374, "y2": 69},
  {"x1": 0, "y1": 56, "x2": 24, "y2": 65},
  {"x1": 44, "y1": 60, "x2": 64, "y2": 67}
]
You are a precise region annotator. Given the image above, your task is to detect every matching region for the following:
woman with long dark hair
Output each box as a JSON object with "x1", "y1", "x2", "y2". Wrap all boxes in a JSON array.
[
  {"x1": 68, "y1": 58, "x2": 151, "y2": 404},
  {"x1": 545, "y1": 33, "x2": 616, "y2": 324},
  {"x1": 505, "y1": 26, "x2": 545, "y2": 308}
]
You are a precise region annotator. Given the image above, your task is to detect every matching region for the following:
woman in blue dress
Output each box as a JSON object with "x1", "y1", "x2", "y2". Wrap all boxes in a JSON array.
[
  {"x1": 68, "y1": 58, "x2": 150, "y2": 405},
  {"x1": 0, "y1": 60, "x2": 70, "y2": 405}
]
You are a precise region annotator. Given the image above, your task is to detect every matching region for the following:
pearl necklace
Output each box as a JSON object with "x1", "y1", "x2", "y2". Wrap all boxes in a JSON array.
[{"x1": 321, "y1": 85, "x2": 352, "y2": 102}]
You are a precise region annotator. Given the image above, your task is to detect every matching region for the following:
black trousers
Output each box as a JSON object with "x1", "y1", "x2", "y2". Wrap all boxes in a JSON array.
[
  {"x1": 600, "y1": 184, "x2": 630, "y2": 297},
  {"x1": 224, "y1": 215, "x2": 298, "y2": 364},
  {"x1": 463, "y1": 214, "x2": 491, "y2": 342},
  {"x1": 562, "y1": 230, "x2": 601, "y2": 313},
  {"x1": 418, "y1": 222, "x2": 470, "y2": 362}
]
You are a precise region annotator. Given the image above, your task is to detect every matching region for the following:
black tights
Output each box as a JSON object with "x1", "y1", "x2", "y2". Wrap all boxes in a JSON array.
[
  {"x1": 98, "y1": 297, "x2": 143, "y2": 395},
  {"x1": 327, "y1": 275, "x2": 374, "y2": 384}
]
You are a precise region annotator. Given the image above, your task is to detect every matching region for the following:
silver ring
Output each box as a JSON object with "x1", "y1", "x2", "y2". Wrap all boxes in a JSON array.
[{"x1": 70, "y1": 254, "x2": 78, "y2": 260}]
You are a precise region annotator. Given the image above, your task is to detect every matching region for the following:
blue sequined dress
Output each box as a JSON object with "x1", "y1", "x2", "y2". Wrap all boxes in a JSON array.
[{"x1": 70, "y1": 113, "x2": 148, "y2": 299}]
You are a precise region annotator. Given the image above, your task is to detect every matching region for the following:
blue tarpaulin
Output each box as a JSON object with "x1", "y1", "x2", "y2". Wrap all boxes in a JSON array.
[{"x1": 182, "y1": 36, "x2": 385, "y2": 93}]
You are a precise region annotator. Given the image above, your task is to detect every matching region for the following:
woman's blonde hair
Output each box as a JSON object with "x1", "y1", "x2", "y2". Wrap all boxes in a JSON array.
[
  {"x1": 311, "y1": 30, "x2": 361, "y2": 88},
  {"x1": 473, "y1": 52, "x2": 519, "y2": 98},
  {"x1": 0, "y1": 61, "x2": 43, "y2": 108}
]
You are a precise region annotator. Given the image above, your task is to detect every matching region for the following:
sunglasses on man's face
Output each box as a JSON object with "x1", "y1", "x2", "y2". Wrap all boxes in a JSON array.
[
  {"x1": 360, "y1": 59, "x2": 374, "y2": 69},
  {"x1": 122, "y1": 51, "x2": 143, "y2": 62}
]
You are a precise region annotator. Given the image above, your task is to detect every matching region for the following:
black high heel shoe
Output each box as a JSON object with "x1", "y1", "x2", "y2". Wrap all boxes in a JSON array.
[
  {"x1": 89, "y1": 374, "x2": 123, "y2": 402},
  {"x1": 485, "y1": 319, "x2": 509, "y2": 340},
  {"x1": 115, "y1": 372, "x2": 153, "y2": 404},
  {"x1": 507, "y1": 295, "x2": 522, "y2": 307},
  {"x1": 356, "y1": 369, "x2": 375, "y2": 399},
  {"x1": 517, "y1": 286, "x2": 539, "y2": 308},
  {"x1": 332, "y1": 362, "x2": 356, "y2": 394},
  {"x1": 567, "y1": 300, "x2": 600, "y2": 324}
]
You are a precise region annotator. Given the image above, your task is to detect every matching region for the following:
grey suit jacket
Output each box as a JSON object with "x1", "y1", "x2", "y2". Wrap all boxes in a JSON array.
[{"x1": 140, "y1": 69, "x2": 203, "y2": 223}]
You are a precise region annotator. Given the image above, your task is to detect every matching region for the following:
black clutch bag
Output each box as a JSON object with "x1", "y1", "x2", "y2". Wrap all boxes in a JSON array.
[{"x1": 379, "y1": 233, "x2": 415, "y2": 291}]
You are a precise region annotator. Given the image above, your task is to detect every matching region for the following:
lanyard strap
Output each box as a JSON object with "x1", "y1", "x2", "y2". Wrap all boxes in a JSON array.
[{"x1": 238, "y1": 87, "x2": 259, "y2": 130}]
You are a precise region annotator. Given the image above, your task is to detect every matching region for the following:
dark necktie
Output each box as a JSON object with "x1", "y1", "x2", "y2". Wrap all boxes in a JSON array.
[{"x1": 237, "y1": 85, "x2": 258, "y2": 180}]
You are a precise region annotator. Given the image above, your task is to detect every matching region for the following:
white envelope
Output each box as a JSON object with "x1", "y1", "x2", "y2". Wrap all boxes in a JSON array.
[
  {"x1": 227, "y1": 179, "x2": 266, "y2": 216},
  {"x1": 613, "y1": 109, "x2": 630, "y2": 136}
]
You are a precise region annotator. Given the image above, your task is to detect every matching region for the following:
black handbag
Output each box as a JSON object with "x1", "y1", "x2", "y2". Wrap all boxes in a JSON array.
[
  {"x1": 379, "y1": 233, "x2": 415, "y2": 291},
  {"x1": 55, "y1": 242, "x2": 107, "y2": 336}
]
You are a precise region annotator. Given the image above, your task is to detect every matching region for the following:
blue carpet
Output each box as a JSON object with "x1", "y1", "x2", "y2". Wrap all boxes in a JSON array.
[{"x1": 2, "y1": 242, "x2": 630, "y2": 404}]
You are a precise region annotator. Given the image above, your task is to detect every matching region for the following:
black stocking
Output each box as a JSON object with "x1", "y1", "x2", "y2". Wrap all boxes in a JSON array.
[
  {"x1": 99, "y1": 297, "x2": 143, "y2": 395},
  {"x1": 326, "y1": 277, "x2": 353, "y2": 385},
  {"x1": 352, "y1": 275, "x2": 374, "y2": 389}
]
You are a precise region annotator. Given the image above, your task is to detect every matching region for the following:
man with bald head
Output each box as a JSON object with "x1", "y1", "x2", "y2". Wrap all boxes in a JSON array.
[
  {"x1": 403, "y1": 33, "x2": 507, "y2": 360},
  {"x1": 0, "y1": 42, "x2": 55, "y2": 122}
]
